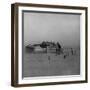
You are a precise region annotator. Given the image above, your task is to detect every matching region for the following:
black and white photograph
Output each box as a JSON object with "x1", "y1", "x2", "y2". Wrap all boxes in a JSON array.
[
  {"x1": 11, "y1": 3, "x2": 87, "y2": 87},
  {"x1": 23, "y1": 11, "x2": 80, "y2": 78}
]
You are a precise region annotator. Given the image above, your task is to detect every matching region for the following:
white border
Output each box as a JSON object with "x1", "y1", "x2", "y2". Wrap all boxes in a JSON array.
[{"x1": 18, "y1": 6, "x2": 86, "y2": 84}]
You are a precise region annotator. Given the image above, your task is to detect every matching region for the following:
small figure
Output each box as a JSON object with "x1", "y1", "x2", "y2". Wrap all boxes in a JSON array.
[
  {"x1": 71, "y1": 48, "x2": 73, "y2": 55},
  {"x1": 48, "y1": 56, "x2": 51, "y2": 64},
  {"x1": 63, "y1": 54, "x2": 67, "y2": 59},
  {"x1": 63, "y1": 51, "x2": 69, "y2": 59}
]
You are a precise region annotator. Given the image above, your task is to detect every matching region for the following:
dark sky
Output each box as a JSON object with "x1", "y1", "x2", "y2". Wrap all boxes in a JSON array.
[{"x1": 24, "y1": 12, "x2": 80, "y2": 48}]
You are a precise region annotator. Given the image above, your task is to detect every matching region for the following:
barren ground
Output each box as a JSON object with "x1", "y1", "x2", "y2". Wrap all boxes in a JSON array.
[{"x1": 23, "y1": 48, "x2": 80, "y2": 77}]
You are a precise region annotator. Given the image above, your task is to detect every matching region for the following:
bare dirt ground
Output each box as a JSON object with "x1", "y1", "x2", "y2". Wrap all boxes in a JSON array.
[{"x1": 23, "y1": 48, "x2": 80, "y2": 77}]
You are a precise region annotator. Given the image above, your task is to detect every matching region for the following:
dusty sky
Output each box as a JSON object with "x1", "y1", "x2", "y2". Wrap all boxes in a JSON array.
[{"x1": 23, "y1": 11, "x2": 80, "y2": 48}]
